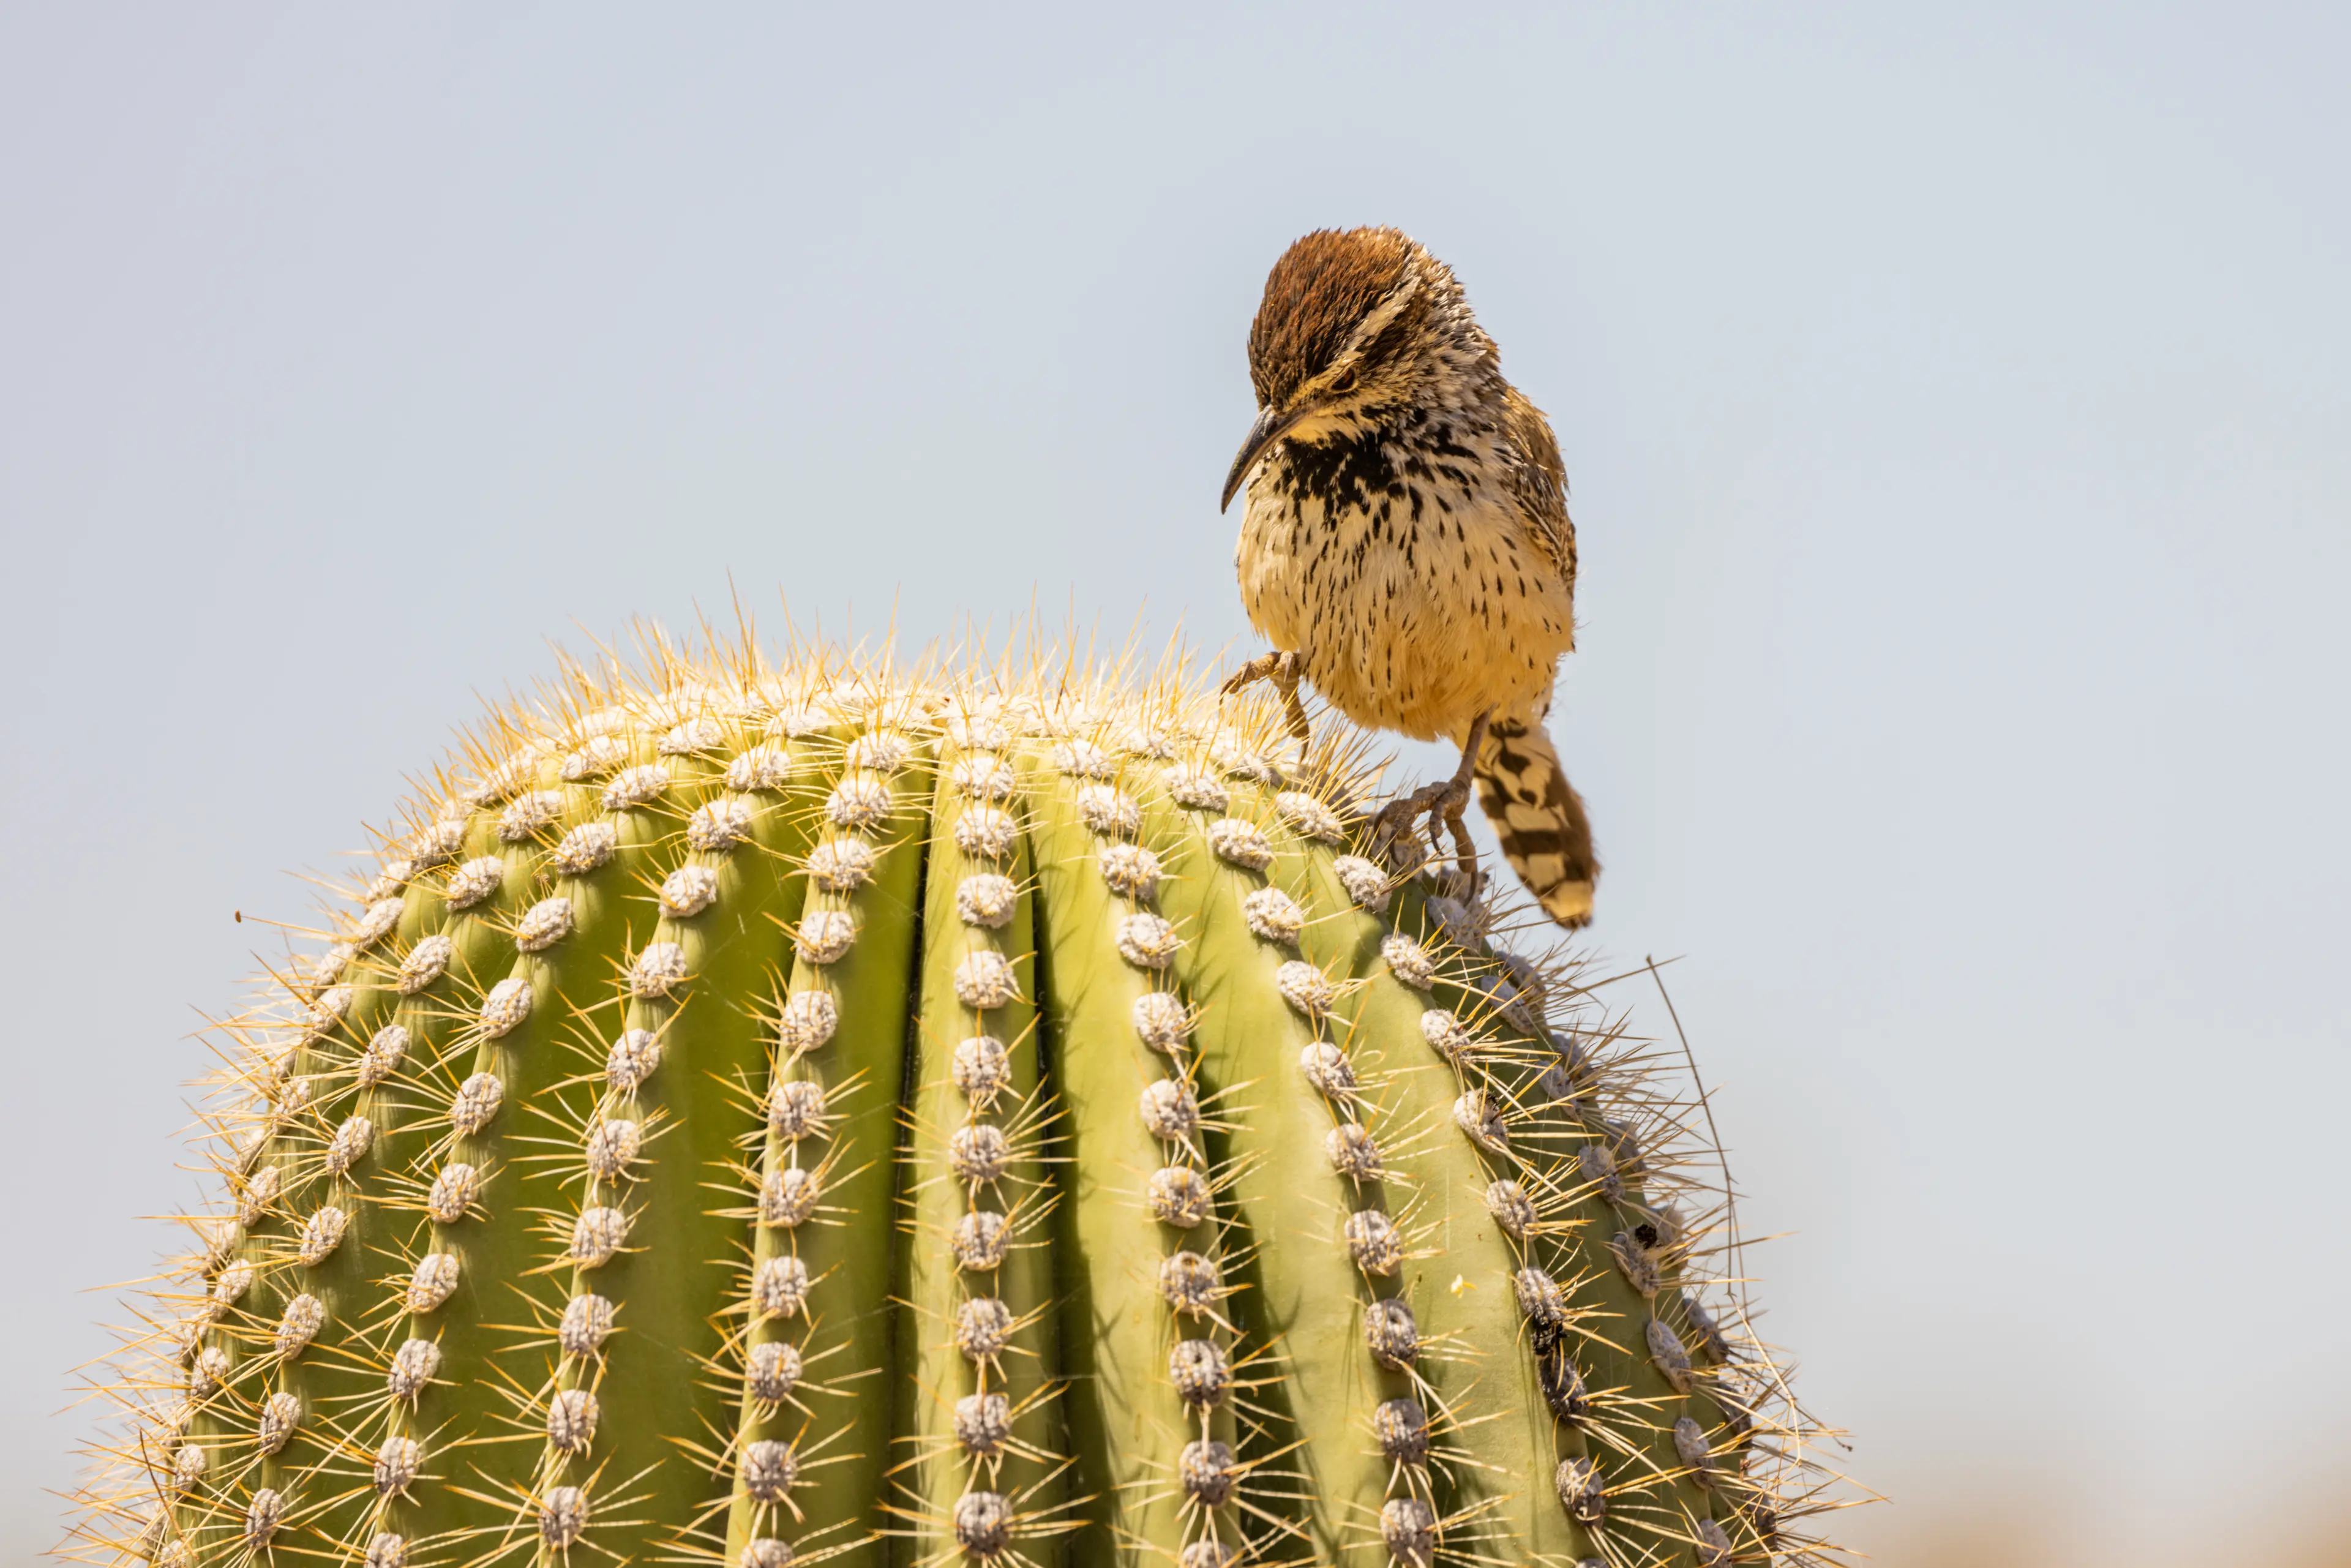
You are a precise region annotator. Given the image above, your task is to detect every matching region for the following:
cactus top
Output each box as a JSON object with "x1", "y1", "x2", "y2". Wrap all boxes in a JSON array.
[{"x1": 67, "y1": 629, "x2": 1840, "y2": 1568}]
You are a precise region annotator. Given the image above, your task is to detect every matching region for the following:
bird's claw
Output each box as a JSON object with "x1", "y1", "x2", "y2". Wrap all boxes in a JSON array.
[
  {"x1": 1370, "y1": 776, "x2": 1480, "y2": 893},
  {"x1": 1221, "y1": 650, "x2": 1311, "y2": 744},
  {"x1": 1370, "y1": 711, "x2": 1492, "y2": 895},
  {"x1": 1220, "y1": 649, "x2": 1298, "y2": 697}
]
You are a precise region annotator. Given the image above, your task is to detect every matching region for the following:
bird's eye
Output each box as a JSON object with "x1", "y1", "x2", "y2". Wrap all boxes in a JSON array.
[{"x1": 1328, "y1": 368, "x2": 1358, "y2": 394}]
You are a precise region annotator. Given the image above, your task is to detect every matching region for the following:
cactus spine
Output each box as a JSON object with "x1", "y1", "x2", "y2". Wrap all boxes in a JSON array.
[{"x1": 69, "y1": 631, "x2": 1840, "y2": 1568}]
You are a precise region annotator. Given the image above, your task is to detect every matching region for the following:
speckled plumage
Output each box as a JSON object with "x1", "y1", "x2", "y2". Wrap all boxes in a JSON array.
[{"x1": 1229, "y1": 227, "x2": 1599, "y2": 926}]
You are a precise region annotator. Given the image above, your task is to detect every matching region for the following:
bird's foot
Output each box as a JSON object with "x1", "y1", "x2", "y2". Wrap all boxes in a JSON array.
[
  {"x1": 1220, "y1": 649, "x2": 1310, "y2": 744},
  {"x1": 1371, "y1": 774, "x2": 1479, "y2": 891},
  {"x1": 1370, "y1": 713, "x2": 1490, "y2": 894}
]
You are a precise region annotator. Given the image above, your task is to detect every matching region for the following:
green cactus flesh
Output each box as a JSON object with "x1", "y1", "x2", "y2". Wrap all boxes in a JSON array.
[{"x1": 71, "y1": 637, "x2": 1837, "y2": 1568}]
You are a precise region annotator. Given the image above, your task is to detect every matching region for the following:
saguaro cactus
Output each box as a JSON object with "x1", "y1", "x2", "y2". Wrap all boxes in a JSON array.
[{"x1": 69, "y1": 631, "x2": 1839, "y2": 1568}]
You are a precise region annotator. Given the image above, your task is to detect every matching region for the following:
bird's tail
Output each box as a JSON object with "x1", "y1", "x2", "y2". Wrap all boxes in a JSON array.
[{"x1": 1472, "y1": 717, "x2": 1599, "y2": 929}]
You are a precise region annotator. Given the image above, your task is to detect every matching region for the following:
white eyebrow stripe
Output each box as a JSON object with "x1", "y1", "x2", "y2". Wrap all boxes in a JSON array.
[{"x1": 1334, "y1": 268, "x2": 1425, "y2": 364}]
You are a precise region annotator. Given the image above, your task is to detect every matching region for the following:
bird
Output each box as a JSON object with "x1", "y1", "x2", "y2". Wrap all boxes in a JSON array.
[{"x1": 1219, "y1": 226, "x2": 1600, "y2": 928}]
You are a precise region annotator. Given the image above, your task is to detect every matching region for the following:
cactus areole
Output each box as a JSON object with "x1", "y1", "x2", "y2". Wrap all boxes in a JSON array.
[{"x1": 72, "y1": 629, "x2": 1837, "y2": 1568}]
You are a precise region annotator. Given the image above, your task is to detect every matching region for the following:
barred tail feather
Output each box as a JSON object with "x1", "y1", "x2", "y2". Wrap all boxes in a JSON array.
[{"x1": 1473, "y1": 718, "x2": 1599, "y2": 928}]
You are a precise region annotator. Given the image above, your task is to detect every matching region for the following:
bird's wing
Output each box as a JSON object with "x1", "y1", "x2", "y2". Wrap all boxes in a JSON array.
[{"x1": 1499, "y1": 386, "x2": 1578, "y2": 593}]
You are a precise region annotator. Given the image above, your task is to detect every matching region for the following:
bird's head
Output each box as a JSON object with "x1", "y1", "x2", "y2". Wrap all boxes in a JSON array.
[{"x1": 1220, "y1": 226, "x2": 1489, "y2": 511}]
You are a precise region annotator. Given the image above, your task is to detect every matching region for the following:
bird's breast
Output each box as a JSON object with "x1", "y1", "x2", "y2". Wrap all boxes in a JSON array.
[{"x1": 1236, "y1": 442, "x2": 1576, "y2": 743}]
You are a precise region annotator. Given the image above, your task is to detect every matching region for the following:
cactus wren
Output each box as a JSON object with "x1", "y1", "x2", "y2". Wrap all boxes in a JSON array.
[{"x1": 1220, "y1": 226, "x2": 1599, "y2": 927}]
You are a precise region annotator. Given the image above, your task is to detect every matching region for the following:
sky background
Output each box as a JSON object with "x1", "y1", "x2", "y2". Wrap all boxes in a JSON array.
[{"x1": 4, "y1": 4, "x2": 2348, "y2": 1563}]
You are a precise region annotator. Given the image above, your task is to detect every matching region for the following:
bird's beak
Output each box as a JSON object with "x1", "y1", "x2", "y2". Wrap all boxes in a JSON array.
[{"x1": 1221, "y1": 403, "x2": 1305, "y2": 513}]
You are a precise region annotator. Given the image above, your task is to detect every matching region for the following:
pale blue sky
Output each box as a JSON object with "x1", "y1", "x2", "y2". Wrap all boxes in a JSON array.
[{"x1": 5, "y1": 6, "x2": 2347, "y2": 1563}]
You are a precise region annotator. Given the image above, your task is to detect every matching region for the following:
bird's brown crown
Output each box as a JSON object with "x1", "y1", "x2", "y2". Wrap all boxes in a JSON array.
[{"x1": 1247, "y1": 227, "x2": 1422, "y2": 409}]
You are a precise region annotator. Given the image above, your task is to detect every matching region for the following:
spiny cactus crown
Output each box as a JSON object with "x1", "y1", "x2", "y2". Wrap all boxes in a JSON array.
[{"x1": 67, "y1": 631, "x2": 1843, "y2": 1568}]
